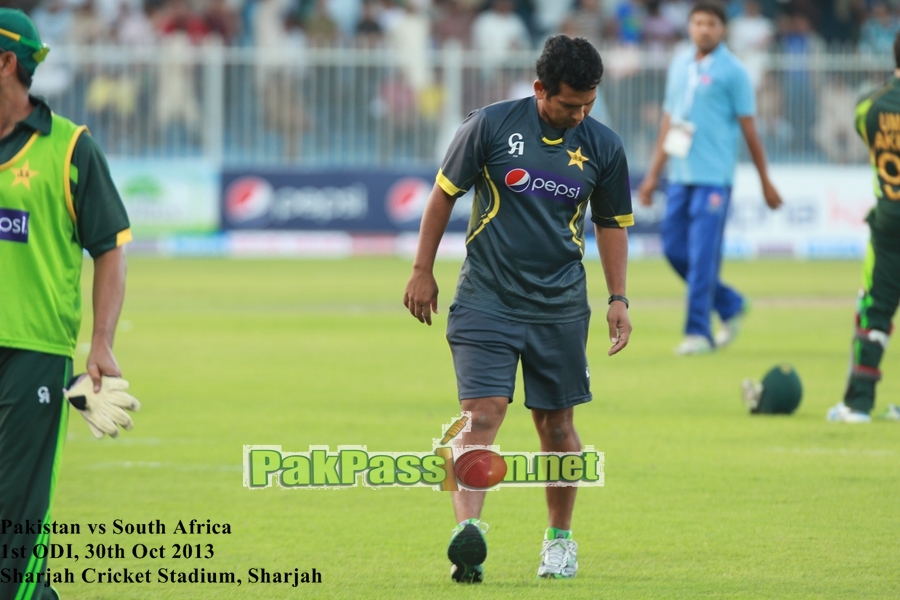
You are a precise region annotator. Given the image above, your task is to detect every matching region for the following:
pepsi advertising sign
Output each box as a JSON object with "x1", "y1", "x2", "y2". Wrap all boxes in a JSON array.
[{"x1": 221, "y1": 169, "x2": 472, "y2": 233}]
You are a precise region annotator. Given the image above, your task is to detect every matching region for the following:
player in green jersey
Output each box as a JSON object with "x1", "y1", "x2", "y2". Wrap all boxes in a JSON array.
[
  {"x1": 827, "y1": 30, "x2": 900, "y2": 424},
  {"x1": 404, "y1": 35, "x2": 632, "y2": 582},
  {"x1": 0, "y1": 9, "x2": 133, "y2": 599}
]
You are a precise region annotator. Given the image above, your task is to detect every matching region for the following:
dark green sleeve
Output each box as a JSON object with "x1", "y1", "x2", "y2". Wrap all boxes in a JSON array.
[
  {"x1": 70, "y1": 132, "x2": 131, "y2": 257},
  {"x1": 590, "y1": 137, "x2": 634, "y2": 228},
  {"x1": 436, "y1": 109, "x2": 490, "y2": 198},
  {"x1": 855, "y1": 98, "x2": 867, "y2": 144}
]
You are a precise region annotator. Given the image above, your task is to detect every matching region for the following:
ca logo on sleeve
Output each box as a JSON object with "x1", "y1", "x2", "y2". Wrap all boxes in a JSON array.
[{"x1": 38, "y1": 386, "x2": 50, "y2": 404}]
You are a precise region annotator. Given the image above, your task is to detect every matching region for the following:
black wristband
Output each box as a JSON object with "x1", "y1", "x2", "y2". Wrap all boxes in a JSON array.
[{"x1": 608, "y1": 294, "x2": 629, "y2": 309}]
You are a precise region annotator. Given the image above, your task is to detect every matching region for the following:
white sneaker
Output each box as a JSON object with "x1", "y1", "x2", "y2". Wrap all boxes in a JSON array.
[
  {"x1": 741, "y1": 378, "x2": 763, "y2": 412},
  {"x1": 538, "y1": 537, "x2": 578, "y2": 579},
  {"x1": 674, "y1": 335, "x2": 713, "y2": 355},
  {"x1": 715, "y1": 310, "x2": 745, "y2": 348},
  {"x1": 826, "y1": 402, "x2": 872, "y2": 423},
  {"x1": 882, "y1": 404, "x2": 900, "y2": 421}
]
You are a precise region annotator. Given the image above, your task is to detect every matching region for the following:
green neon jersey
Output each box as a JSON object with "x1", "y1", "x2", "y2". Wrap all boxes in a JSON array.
[{"x1": 1, "y1": 114, "x2": 89, "y2": 357}]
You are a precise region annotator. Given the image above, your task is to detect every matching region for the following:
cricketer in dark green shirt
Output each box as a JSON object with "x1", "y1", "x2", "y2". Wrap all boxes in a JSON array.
[
  {"x1": 436, "y1": 96, "x2": 633, "y2": 323},
  {"x1": 856, "y1": 76, "x2": 900, "y2": 237}
]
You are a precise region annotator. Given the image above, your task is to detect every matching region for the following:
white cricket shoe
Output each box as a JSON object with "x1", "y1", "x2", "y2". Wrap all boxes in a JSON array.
[
  {"x1": 882, "y1": 404, "x2": 900, "y2": 421},
  {"x1": 538, "y1": 537, "x2": 578, "y2": 579},
  {"x1": 715, "y1": 310, "x2": 746, "y2": 348},
  {"x1": 741, "y1": 378, "x2": 763, "y2": 412},
  {"x1": 826, "y1": 402, "x2": 872, "y2": 423},
  {"x1": 674, "y1": 335, "x2": 713, "y2": 355}
]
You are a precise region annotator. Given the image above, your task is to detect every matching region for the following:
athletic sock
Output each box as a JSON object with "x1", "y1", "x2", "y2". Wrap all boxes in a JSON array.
[{"x1": 545, "y1": 527, "x2": 572, "y2": 540}]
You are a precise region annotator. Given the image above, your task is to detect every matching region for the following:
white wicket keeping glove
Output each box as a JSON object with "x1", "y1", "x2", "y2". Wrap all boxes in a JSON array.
[{"x1": 64, "y1": 374, "x2": 141, "y2": 439}]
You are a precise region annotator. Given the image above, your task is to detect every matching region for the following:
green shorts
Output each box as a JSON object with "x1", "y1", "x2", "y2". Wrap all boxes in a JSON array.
[
  {"x1": 0, "y1": 347, "x2": 71, "y2": 600},
  {"x1": 445, "y1": 304, "x2": 592, "y2": 410}
]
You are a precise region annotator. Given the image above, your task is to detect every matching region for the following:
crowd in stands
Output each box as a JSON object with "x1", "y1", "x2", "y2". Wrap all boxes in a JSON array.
[
  {"x1": 8, "y1": 0, "x2": 900, "y2": 53},
  {"x1": 9, "y1": 0, "x2": 896, "y2": 165}
]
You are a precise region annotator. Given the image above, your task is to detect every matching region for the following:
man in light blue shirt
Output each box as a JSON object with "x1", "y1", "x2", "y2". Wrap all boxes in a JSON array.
[{"x1": 638, "y1": 0, "x2": 782, "y2": 355}]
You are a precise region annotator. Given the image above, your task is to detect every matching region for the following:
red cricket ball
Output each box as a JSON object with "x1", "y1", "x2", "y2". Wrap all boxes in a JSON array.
[{"x1": 454, "y1": 449, "x2": 507, "y2": 489}]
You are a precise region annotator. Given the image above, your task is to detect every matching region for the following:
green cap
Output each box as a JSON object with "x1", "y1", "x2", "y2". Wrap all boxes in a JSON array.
[
  {"x1": 0, "y1": 8, "x2": 49, "y2": 76},
  {"x1": 754, "y1": 364, "x2": 803, "y2": 415}
]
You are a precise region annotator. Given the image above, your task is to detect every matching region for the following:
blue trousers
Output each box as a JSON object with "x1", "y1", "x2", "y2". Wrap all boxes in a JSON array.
[{"x1": 661, "y1": 184, "x2": 744, "y2": 342}]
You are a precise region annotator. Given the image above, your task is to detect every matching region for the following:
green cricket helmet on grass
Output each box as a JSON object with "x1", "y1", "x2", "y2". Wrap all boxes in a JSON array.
[
  {"x1": 0, "y1": 8, "x2": 50, "y2": 75},
  {"x1": 741, "y1": 364, "x2": 803, "y2": 414}
]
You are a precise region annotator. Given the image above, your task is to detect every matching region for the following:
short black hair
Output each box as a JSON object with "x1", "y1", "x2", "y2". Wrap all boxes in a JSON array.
[
  {"x1": 16, "y1": 60, "x2": 32, "y2": 89},
  {"x1": 690, "y1": 0, "x2": 727, "y2": 25},
  {"x1": 0, "y1": 51, "x2": 32, "y2": 89},
  {"x1": 895, "y1": 29, "x2": 900, "y2": 69},
  {"x1": 535, "y1": 35, "x2": 603, "y2": 98}
]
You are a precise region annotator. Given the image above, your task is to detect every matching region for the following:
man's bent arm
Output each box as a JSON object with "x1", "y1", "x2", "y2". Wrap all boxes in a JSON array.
[
  {"x1": 88, "y1": 246, "x2": 127, "y2": 390},
  {"x1": 739, "y1": 115, "x2": 783, "y2": 209},
  {"x1": 595, "y1": 225, "x2": 631, "y2": 355},
  {"x1": 404, "y1": 183, "x2": 457, "y2": 325}
]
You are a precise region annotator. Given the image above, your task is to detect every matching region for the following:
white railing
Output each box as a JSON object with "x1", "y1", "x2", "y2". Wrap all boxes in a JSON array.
[{"x1": 31, "y1": 43, "x2": 892, "y2": 168}]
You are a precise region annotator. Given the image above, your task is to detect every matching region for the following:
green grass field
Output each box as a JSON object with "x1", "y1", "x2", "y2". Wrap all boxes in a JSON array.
[{"x1": 46, "y1": 257, "x2": 898, "y2": 599}]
